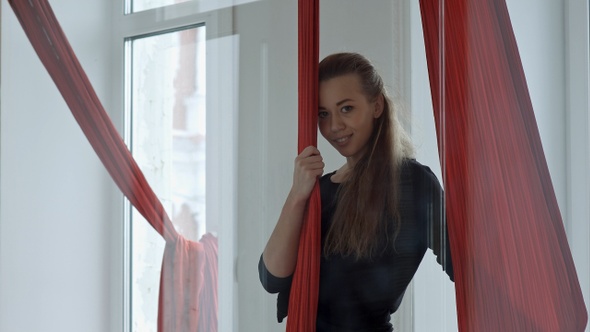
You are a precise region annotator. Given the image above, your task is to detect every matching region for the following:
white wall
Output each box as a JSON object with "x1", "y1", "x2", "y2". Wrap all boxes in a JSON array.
[{"x1": 0, "y1": 1, "x2": 118, "y2": 331}]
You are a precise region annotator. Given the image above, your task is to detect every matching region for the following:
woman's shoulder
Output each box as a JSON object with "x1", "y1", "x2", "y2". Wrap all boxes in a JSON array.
[
  {"x1": 400, "y1": 159, "x2": 443, "y2": 191},
  {"x1": 319, "y1": 170, "x2": 338, "y2": 184},
  {"x1": 401, "y1": 158, "x2": 437, "y2": 178}
]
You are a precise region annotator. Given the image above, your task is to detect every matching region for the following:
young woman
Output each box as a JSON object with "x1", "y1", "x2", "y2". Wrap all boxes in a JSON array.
[{"x1": 259, "y1": 52, "x2": 454, "y2": 331}]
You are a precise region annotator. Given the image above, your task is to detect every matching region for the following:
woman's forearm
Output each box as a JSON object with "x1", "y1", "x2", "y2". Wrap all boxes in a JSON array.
[{"x1": 262, "y1": 190, "x2": 309, "y2": 278}]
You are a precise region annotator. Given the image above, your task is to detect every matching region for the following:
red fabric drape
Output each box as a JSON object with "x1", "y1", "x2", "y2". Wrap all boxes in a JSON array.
[
  {"x1": 419, "y1": 0, "x2": 588, "y2": 330},
  {"x1": 198, "y1": 233, "x2": 219, "y2": 332},
  {"x1": 158, "y1": 238, "x2": 204, "y2": 331},
  {"x1": 8, "y1": 1, "x2": 211, "y2": 331},
  {"x1": 287, "y1": 0, "x2": 321, "y2": 331}
]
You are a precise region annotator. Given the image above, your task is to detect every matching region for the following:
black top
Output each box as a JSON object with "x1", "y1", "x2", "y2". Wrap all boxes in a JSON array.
[{"x1": 259, "y1": 159, "x2": 454, "y2": 331}]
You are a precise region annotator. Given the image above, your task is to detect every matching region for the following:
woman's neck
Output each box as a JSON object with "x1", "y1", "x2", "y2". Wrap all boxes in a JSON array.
[{"x1": 330, "y1": 163, "x2": 352, "y2": 183}]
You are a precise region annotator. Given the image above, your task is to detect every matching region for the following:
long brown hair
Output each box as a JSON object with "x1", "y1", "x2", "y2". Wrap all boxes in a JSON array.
[{"x1": 320, "y1": 53, "x2": 414, "y2": 259}]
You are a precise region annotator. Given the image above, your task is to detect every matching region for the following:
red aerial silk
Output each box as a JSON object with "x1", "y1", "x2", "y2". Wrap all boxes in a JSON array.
[
  {"x1": 8, "y1": 1, "x2": 215, "y2": 331},
  {"x1": 198, "y1": 234, "x2": 219, "y2": 332},
  {"x1": 419, "y1": 0, "x2": 588, "y2": 330},
  {"x1": 286, "y1": 0, "x2": 321, "y2": 331}
]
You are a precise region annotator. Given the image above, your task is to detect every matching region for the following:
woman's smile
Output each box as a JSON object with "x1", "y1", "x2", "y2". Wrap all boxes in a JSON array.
[{"x1": 333, "y1": 134, "x2": 352, "y2": 145}]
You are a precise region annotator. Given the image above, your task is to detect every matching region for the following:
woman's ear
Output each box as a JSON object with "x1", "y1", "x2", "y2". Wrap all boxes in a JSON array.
[{"x1": 374, "y1": 93, "x2": 385, "y2": 118}]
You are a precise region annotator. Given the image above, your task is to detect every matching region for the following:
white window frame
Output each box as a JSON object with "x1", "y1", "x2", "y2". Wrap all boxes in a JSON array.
[
  {"x1": 565, "y1": 0, "x2": 590, "y2": 321},
  {"x1": 110, "y1": 3, "x2": 237, "y2": 331}
]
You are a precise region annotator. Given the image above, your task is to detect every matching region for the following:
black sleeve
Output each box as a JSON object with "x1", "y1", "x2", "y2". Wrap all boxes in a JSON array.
[
  {"x1": 258, "y1": 254, "x2": 292, "y2": 322},
  {"x1": 417, "y1": 164, "x2": 455, "y2": 282}
]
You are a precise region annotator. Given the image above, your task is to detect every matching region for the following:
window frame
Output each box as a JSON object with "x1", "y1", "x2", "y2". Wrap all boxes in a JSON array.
[
  {"x1": 111, "y1": 3, "x2": 236, "y2": 331},
  {"x1": 565, "y1": 0, "x2": 590, "y2": 313}
]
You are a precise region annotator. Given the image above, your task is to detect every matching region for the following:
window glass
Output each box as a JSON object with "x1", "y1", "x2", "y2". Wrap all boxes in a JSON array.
[
  {"x1": 128, "y1": 0, "x2": 191, "y2": 13},
  {"x1": 127, "y1": 24, "x2": 206, "y2": 332}
]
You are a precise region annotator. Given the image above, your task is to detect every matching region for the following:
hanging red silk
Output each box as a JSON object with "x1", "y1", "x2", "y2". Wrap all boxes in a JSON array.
[
  {"x1": 198, "y1": 234, "x2": 219, "y2": 332},
  {"x1": 419, "y1": 0, "x2": 588, "y2": 330},
  {"x1": 8, "y1": 1, "x2": 212, "y2": 331},
  {"x1": 286, "y1": 0, "x2": 321, "y2": 331}
]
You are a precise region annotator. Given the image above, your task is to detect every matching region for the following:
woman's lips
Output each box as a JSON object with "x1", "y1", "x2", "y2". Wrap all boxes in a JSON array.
[{"x1": 333, "y1": 134, "x2": 351, "y2": 145}]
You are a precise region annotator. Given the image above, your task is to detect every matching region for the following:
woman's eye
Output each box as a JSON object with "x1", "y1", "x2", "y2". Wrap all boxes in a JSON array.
[
  {"x1": 341, "y1": 106, "x2": 353, "y2": 112},
  {"x1": 318, "y1": 111, "x2": 328, "y2": 118}
]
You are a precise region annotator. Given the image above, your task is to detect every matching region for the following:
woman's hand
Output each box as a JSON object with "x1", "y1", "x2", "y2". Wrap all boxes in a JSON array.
[{"x1": 290, "y1": 145, "x2": 324, "y2": 201}]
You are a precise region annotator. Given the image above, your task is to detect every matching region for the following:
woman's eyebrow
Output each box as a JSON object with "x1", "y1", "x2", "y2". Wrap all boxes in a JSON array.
[
  {"x1": 319, "y1": 98, "x2": 354, "y2": 110},
  {"x1": 336, "y1": 98, "x2": 353, "y2": 106}
]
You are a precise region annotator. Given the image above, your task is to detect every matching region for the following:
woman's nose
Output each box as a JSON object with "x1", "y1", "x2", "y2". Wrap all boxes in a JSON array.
[{"x1": 330, "y1": 114, "x2": 345, "y2": 132}]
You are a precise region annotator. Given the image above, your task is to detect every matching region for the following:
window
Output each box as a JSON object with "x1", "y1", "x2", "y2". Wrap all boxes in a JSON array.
[
  {"x1": 116, "y1": 4, "x2": 236, "y2": 332},
  {"x1": 128, "y1": 0, "x2": 192, "y2": 13},
  {"x1": 127, "y1": 24, "x2": 207, "y2": 331}
]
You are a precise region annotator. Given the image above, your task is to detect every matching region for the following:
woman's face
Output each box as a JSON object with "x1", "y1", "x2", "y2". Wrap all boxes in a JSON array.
[{"x1": 318, "y1": 74, "x2": 383, "y2": 165}]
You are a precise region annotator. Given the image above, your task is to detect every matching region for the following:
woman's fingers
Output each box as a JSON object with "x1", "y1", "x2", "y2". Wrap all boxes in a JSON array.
[
  {"x1": 292, "y1": 146, "x2": 324, "y2": 199},
  {"x1": 295, "y1": 146, "x2": 324, "y2": 174},
  {"x1": 299, "y1": 145, "x2": 320, "y2": 157}
]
